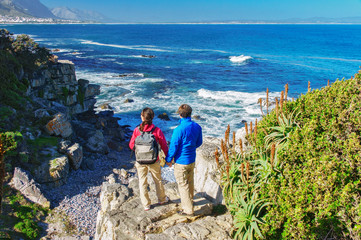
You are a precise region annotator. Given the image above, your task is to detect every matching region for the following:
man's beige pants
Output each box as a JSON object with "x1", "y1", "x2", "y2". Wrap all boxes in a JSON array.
[
  {"x1": 135, "y1": 161, "x2": 167, "y2": 208},
  {"x1": 174, "y1": 162, "x2": 195, "y2": 214}
]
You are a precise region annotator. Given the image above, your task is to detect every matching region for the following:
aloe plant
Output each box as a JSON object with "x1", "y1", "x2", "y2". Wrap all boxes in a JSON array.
[
  {"x1": 232, "y1": 190, "x2": 270, "y2": 240},
  {"x1": 264, "y1": 109, "x2": 299, "y2": 149}
]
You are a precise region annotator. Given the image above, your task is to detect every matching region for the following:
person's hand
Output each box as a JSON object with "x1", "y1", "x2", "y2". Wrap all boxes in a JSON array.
[{"x1": 166, "y1": 162, "x2": 172, "y2": 167}]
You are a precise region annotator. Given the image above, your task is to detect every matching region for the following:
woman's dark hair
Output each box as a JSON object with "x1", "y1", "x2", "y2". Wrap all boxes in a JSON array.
[
  {"x1": 140, "y1": 107, "x2": 155, "y2": 131},
  {"x1": 178, "y1": 104, "x2": 192, "y2": 118}
]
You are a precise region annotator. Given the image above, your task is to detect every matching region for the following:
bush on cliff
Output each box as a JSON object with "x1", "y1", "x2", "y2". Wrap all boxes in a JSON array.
[
  {"x1": 0, "y1": 29, "x2": 51, "y2": 113},
  {"x1": 219, "y1": 72, "x2": 361, "y2": 239}
]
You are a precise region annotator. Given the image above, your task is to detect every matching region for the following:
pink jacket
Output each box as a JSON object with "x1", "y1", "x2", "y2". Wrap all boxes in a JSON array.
[{"x1": 129, "y1": 124, "x2": 169, "y2": 156}]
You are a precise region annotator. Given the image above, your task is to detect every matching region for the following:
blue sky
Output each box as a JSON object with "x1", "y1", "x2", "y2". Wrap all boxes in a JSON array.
[{"x1": 40, "y1": 0, "x2": 361, "y2": 22}]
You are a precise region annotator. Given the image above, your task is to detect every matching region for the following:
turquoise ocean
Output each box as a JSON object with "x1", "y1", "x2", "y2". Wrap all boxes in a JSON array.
[{"x1": 2, "y1": 24, "x2": 361, "y2": 138}]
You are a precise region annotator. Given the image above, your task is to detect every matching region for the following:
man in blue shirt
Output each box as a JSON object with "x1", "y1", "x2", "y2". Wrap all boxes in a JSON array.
[{"x1": 166, "y1": 104, "x2": 203, "y2": 216}]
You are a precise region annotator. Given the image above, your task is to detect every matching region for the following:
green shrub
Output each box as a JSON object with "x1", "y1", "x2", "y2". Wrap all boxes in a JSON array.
[
  {"x1": 27, "y1": 136, "x2": 59, "y2": 148},
  {"x1": 219, "y1": 72, "x2": 361, "y2": 239},
  {"x1": 8, "y1": 193, "x2": 48, "y2": 240}
]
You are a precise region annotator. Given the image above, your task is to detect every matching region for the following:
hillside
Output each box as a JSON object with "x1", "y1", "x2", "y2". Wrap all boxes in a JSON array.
[
  {"x1": 51, "y1": 7, "x2": 111, "y2": 22},
  {"x1": 0, "y1": 0, "x2": 55, "y2": 18}
]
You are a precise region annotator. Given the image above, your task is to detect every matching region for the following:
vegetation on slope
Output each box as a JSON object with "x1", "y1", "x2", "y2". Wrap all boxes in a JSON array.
[
  {"x1": 0, "y1": 29, "x2": 52, "y2": 239},
  {"x1": 218, "y1": 72, "x2": 361, "y2": 239}
]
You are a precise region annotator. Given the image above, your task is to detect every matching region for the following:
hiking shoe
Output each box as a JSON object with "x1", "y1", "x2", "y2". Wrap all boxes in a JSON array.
[
  {"x1": 177, "y1": 210, "x2": 194, "y2": 217},
  {"x1": 144, "y1": 205, "x2": 151, "y2": 211},
  {"x1": 159, "y1": 196, "x2": 171, "y2": 205}
]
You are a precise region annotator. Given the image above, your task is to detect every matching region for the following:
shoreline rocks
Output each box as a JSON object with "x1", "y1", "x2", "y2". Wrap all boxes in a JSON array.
[{"x1": 94, "y1": 172, "x2": 231, "y2": 240}]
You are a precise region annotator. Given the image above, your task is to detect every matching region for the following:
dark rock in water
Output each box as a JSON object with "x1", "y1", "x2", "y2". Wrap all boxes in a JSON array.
[
  {"x1": 141, "y1": 55, "x2": 155, "y2": 58},
  {"x1": 158, "y1": 113, "x2": 170, "y2": 121},
  {"x1": 193, "y1": 115, "x2": 205, "y2": 121},
  {"x1": 124, "y1": 98, "x2": 134, "y2": 103},
  {"x1": 241, "y1": 120, "x2": 247, "y2": 124},
  {"x1": 99, "y1": 103, "x2": 113, "y2": 110}
]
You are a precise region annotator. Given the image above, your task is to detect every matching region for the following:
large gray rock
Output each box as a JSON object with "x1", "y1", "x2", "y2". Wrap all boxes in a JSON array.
[
  {"x1": 146, "y1": 214, "x2": 233, "y2": 240},
  {"x1": 10, "y1": 167, "x2": 50, "y2": 208},
  {"x1": 66, "y1": 143, "x2": 83, "y2": 170},
  {"x1": 33, "y1": 156, "x2": 69, "y2": 187},
  {"x1": 45, "y1": 113, "x2": 73, "y2": 138},
  {"x1": 195, "y1": 137, "x2": 223, "y2": 205},
  {"x1": 95, "y1": 175, "x2": 214, "y2": 240},
  {"x1": 85, "y1": 130, "x2": 109, "y2": 154},
  {"x1": 85, "y1": 84, "x2": 101, "y2": 99},
  {"x1": 34, "y1": 109, "x2": 50, "y2": 119}
]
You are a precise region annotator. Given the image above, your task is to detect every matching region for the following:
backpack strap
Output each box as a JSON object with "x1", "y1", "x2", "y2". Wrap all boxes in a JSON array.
[
  {"x1": 138, "y1": 126, "x2": 157, "y2": 133},
  {"x1": 150, "y1": 126, "x2": 157, "y2": 133}
]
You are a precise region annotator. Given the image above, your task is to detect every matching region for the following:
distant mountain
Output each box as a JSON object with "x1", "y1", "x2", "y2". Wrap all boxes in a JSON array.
[
  {"x1": 0, "y1": 0, "x2": 55, "y2": 18},
  {"x1": 51, "y1": 7, "x2": 112, "y2": 22}
]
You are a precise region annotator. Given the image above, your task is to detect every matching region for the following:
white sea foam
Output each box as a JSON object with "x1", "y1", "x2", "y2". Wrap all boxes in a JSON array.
[
  {"x1": 51, "y1": 48, "x2": 73, "y2": 53},
  {"x1": 229, "y1": 55, "x2": 252, "y2": 63},
  {"x1": 76, "y1": 68, "x2": 276, "y2": 138},
  {"x1": 80, "y1": 40, "x2": 172, "y2": 52}
]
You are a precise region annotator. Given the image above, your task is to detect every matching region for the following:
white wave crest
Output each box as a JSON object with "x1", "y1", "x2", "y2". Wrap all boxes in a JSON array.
[
  {"x1": 80, "y1": 40, "x2": 172, "y2": 52},
  {"x1": 229, "y1": 55, "x2": 252, "y2": 63},
  {"x1": 197, "y1": 88, "x2": 263, "y2": 103}
]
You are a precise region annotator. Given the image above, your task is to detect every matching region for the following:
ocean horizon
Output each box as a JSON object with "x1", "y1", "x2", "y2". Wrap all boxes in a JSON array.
[{"x1": 2, "y1": 23, "x2": 361, "y2": 139}]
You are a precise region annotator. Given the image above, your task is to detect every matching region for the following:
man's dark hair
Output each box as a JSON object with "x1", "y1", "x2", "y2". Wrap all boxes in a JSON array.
[{"x1": 178, "y1": 104, "x2": 192, "y2": 118}]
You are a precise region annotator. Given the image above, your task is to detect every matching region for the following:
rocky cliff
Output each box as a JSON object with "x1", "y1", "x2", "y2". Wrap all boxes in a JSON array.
[{"x1": 6, "y1": 56, "x2": 126, "y2": 202}]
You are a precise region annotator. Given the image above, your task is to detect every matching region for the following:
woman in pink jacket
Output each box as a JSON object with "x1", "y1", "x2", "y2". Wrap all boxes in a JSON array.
[{"x1": 129, "y1": 107, "x2": 170, "y2": 211}]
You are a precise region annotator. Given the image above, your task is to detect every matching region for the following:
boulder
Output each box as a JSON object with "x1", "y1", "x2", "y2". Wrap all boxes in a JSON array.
[
  {"x1": 78, "y1": 79, "x2": 89, "y2": 89},
  {"x1": 124, "y1": 98, "x2": 134, "y2": 103},
  {"x1": 66, "y1": 143, "x2": 83, "y2": 170},
  {"x1": 84, "y1": 84, "x2": 101, "y2": 99},
  {"x1": 95, "y1": 175, "x2": 215, "y2": 240},
  {"x1": 10, "y1": 167, "x2": 50, "y2": 208},
  {"x1": 98, "y1": 103, "x2": 113, "y2": 110},
  {"x1": 58, "y1": 140, "x2": 71, "y2": 154},
  {"x1": 146, "y1": 214, "x2": 233, "y2": 240},
  {"x1": 195, "y1": 137, "x2": 223, "y2": 205},
  {"x1": 33, "y1": 156, "x2": 69, "y2": 187},
  {"x1": 85, "y1": 130, "x2": 109, "y2": 154},
  {"x1": 34, "y1": 109, "x2": 50, "y2": 119},
  {"x1": 45, "y1": 113, "x2": 73, "y2": 138}
]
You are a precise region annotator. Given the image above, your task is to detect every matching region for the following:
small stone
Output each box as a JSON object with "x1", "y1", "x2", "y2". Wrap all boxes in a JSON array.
[
  {"x1": 120, "y1": 169, "x2": 128, "y2": 179},
  {"x1": 124, "y1": 98, "x2": 134, "y2": 103}
]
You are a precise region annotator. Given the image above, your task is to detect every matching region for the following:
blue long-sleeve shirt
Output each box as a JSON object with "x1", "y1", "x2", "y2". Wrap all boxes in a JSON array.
[{"x1": 166, "y1": 117, "x2": 203, "y2": 165}]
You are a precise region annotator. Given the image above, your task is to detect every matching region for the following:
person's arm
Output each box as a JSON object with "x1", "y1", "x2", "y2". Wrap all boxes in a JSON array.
[
  {"x1": 129, "y1": 128, "x2": 139, "y2": 150},
  {"x1": 155, "y1": 128, "x2": 169, "y2": 155},
  {"x1": 196, "y1": 125, "x2": 203, "y2": 148},
  {"x1": 165, "y1": 128, "x2": 181, "y2": 163}
]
